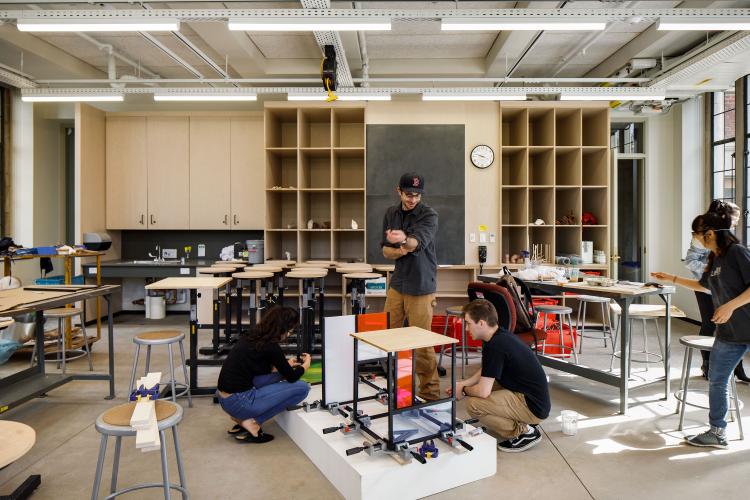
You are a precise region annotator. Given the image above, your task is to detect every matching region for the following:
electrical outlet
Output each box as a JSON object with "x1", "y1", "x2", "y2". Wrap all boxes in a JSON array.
[
  {"x1": 162, "y1": 248, "x2": 177, "y2": 259},
  {"x1": 479, "y1": 232, "x2": 487, "y2": 243},
  {"x1": 489, "y1": 232, "x2": 496, "y2": 244},
  {"x1": 197, "y1": 244, "x2": 206, "y2": 257},
  {"x1": 469, "y1": 233, "x2": 476, "y2": 243}
]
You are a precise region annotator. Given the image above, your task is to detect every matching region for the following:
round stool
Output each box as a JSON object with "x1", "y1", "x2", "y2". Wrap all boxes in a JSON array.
[
  {"x1": 232, "y1": 271, "x2": 274, "y2": 327},
  {"x1": 129, "y1": 331, "x2": 192, "y2": 408},
  {"x1": 438, "y1": 305, "x2": 479, "y2": 378},
  {"x1": 574, "y1": 295, "x2": 614, "y2": 354},
  {"x1": 538, "y1": 305, "x2": 578, "y2": 364},
  {"x1": 91, "y1": 401, "x2": 187, "y2": 500},
  {"x1": 285, "y1": 267, "x2": 328, "y2": 356},
  {"x1": 675, "y1": 335, "x2": 744, "y2": 439},
  {"x1": 608, "y1": 304, "x2": 667, "y2": 373},
  {"x1": 341, "y1": 272, "x2": 380, "y2": 315},
  {"x1": 246, "y1": 265, "x2": 285, "y2": 305},
  {"x1": 32, "y1": 307, "x2": 93, "y2": 374}
]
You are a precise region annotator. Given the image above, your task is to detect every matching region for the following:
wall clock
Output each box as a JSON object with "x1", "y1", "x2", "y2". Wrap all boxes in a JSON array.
[{"x1": 470, "y1": 144, "x2": 494, "y2": 169}]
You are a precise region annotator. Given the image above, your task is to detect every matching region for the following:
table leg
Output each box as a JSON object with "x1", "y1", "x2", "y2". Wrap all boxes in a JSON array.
[
  {"x1": 662, "y1": 292, "x2": 672, "y2": 400},
  {"x1": 224, "y1": 283, "x2": 232, "y2": 343},
  {"x1": 189, "y1": 290, "x2": 198, "y2": 392},
  {"x1": 249, "y1": 280, "x2": 257, "y2": 327},
  {"x1": 105, "y1": 295, "x2": 115, "y2": 399},
  {"x1": 618, "y1": 298, "x2": 631, "y2": 414},
  {"x1": 213, "y1": 291, "x2": 221, "y2": 353},
  {"x1": 235, "y1": 281, "x2": 243, "y2": 336},
  {"x1": 35, "y1": 311, "x2": 45, "y2": 375}
]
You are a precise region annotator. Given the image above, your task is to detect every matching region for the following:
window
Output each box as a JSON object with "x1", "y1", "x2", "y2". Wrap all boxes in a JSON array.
[
  {"x1": 745, "y1": 76, "x2": 749, "y2": 244},
  {"x1": 0, "y1": 86, "x2": 5, "y2": 236},
  {"x1": 711, "y1": 90, "x2": 736, "y2": 202}
]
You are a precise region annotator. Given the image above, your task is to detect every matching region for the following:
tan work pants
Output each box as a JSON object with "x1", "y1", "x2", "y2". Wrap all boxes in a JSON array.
[
  {"x1": 384, "y1": 287, "x2": 441, "y2": 401},
  {"x1": 465, "y1": 385, "x2": 542, "y2": 439}
]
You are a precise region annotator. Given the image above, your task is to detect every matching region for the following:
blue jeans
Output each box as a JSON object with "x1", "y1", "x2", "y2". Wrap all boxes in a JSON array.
[
  {"x1": 219, "y1": 373, "x2": 310, "y2": 424},
  {"x1": 708, "y1": 338, "x2": 750, "y2": 429}
]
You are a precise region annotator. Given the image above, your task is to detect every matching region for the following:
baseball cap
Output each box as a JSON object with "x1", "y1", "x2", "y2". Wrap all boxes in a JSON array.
[{"x1": 399, "y1": 173, "x2": 425, "y2": 194}]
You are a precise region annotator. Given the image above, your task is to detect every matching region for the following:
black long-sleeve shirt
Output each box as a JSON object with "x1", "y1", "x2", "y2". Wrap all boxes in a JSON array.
[{"x1": 217, "y1": 336, "x2": 304, "y2": 393}]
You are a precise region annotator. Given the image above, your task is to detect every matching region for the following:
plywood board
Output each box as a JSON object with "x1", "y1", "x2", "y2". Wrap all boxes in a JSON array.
[
  {"x1": 353, "y1": 326, "x2": 457, "y2": 353},
  {"x1": 0, "y1": 289, "x2": 78, "y2": 313},
  {"x1": 145, "y1": 277, "x2": 232, "y2": 290}
]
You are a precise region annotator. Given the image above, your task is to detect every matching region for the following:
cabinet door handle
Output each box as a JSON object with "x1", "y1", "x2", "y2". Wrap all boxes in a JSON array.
[
  {"x1": 223, "y1": 214, "x2": 229, "y2": 225},
  {"x1": 233, "y1": 214, "x2": 239, "y2": 225},
  {"x1": 140, "y1": 214, "x2": 145, "y2": 225},
  {"x1": 150, "y1": 214, "x2": 156, "y2": 225}
]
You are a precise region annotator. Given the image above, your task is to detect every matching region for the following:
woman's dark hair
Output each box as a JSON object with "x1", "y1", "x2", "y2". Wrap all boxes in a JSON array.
[
  {"x1": 692, "y1": 209, "x2": 739, "y2": 265},
  {"x1": 707, "y1": 199, "x2": 740, "y2": 227},
  {"x1": 245, "y1": 306, "x2": 299, "y2": 349}
]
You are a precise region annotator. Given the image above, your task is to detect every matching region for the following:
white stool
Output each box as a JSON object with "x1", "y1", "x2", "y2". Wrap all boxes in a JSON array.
[
  {"x1": 91, "y1": 401, "x2": 187, "y2": 499},
  {"x1": 675, "y1": 335, "x2": 743, "y2": 439},
  {"x1": 129, "y1": 331, "x2": 192, "y2": 408},
  {"x1": 538, "y1": 305, "x2": 578, "y2": 364},
  {"x1": 574, "y1": 295, "x2": 614, "y2": 353},
  {"x1": 31, "y1": 307, "x2": 93, "y2": 373}
]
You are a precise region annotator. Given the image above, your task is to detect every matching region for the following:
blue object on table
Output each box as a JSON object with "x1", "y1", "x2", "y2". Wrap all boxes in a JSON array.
[
  {"x1": 35, "y1": 246, "x2": 58, "y2": 256},
  {"x1": 0, "y1": 339, "x2": 21, "y2": 365},
  {"x1": 419, "y1": 440, "x2": 439, "y2": 459},
  {"x1": 34, "y1": 275, "x2": 85, "y2": 286}
]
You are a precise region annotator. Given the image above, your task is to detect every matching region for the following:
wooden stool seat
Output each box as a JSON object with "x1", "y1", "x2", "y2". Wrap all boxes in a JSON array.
[
  {"x1": 135, "y1": 330, "x2": 183, "y2": 342},
  {"x1": 343, "y1": 272, "x2": 381, "y2": 280},
  {"x1": 196, "y1": 267, "x2": 233, "y2": 274},
  {"x1": 286, "y1": 268, "x2": 328, "y2": 279},
  {"x1": 213, "y1": 261, "x2": 246, "y2": 268},
  {"x1": 246, "y1": 265, "x2": 283, "y2": 273},
  {"x1": 304, "y1": 260, "x2": 336, "y2": 266},
  {"x1": 0, "y1": 421, "x2": 35, "y2": 469},
  {"x1": 102, "y1": 400, "x2": 178, "y2": 427},
  {"x1": 232, "y1": 271, "x2": 274, "y2": 279},
  {"x1": 265, "y1": 260, "x2": 295, "y2": 266},
  {"x1": 337, "y1": 265, "x2": 373, "y2": 274},
  {"x1": 373, "y1": 264, "x2": 395, "y2": 272},
  {"x1": 44, "y1": 307, "x2": 83, "y2": 318}
]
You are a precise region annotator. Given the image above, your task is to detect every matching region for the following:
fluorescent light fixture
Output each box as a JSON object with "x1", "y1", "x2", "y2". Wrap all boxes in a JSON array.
[
  {"x1": 441, "y1": 18, "x2": 606, "y2": 31},
  {"x1": 287, "y1": 94, "x2": 329, "y2": 101},
  {"x1": 21, "y1": 94, "x2": 124, "y2": 102},
  {"x1": 153, "y1": 94, "x2": 257, "y2": 102},
  {"x1": 656, "y1": 18, "x2": 750, "y2": 31},
  {"x1": 337, "y1": 94, "x2": 391, "y2": 101},
  {"x1": 422, "y1": 94, "x2": 526, "y2": 101},
  {"x1": 228, "y1": 17, "x2": 391, "y2": 31},
  {"x1": 560, "y1": 93, "x2": 665, "y2": 101},
  {"x1": 16, "y1": 18, "x2": 180, "y2": 32}
]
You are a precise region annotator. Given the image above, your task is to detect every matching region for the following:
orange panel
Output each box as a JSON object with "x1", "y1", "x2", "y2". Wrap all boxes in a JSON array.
[
  {"x1": 396, "y1": 350, "x2": 413, "y2": 408},
  {"x1": 356, "y1": 312, "x2": 389, "y2": 333}
]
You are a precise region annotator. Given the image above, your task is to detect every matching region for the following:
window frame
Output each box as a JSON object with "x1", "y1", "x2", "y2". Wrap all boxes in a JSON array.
[{"x1": 710, "y1": 89, "x2": 737, "y2": 205}]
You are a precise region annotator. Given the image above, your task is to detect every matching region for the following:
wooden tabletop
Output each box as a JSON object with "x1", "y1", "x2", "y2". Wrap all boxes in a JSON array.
[
  {"x1": 0, "y1": 421, "x2": 36, "y2": 469},
  {"x1": 245, "y1": 265, "x2": 283, "y2": 273},
  {"x1": 146, "y1": 277, "x2": 232, "y2": 290},
  {"x1": 352, "y1": 326, "x2": 458, "y2": 352},
  {"x1": 286, "y1": 268, "x2": 328, "y2": 279},
  {"x1": 561, "y1": 281, "x2": 675, "y2": 297},
  {"x1": 343, "y1": 272, "x2": 382, "y2": 280},
  {"x1": 0, "y1": 285, "x2": 119, "y2": 316},
  {"x1": 233, "y1": 271, "x2": 274, "y2": 279}
]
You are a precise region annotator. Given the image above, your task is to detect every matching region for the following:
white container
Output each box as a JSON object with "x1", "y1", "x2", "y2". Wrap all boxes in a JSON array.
[
  {"x1": 581, "y1": 241, "x2": 593, "y2": 265},
  {"x1": 147, "y1": 296, "x2": 166, "y2": 320},
  {"x1": 561, "y1": 410, "x2": 579, "y2": 436}
]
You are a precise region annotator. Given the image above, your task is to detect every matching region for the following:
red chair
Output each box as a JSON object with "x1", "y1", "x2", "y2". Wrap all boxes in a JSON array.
[{"x1": 466, "y1": 281, "x2": 547, "y2": 349}]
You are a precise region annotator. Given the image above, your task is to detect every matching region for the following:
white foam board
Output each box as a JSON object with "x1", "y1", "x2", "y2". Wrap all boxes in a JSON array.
[{"x1": 276, "y1": 384, "x2": 497, "y2": 500}]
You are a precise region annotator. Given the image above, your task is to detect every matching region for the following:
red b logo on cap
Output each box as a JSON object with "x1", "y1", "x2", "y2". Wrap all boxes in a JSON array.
[{"x1": 413, "y1": 177, "x2": 420, "y2": 187}]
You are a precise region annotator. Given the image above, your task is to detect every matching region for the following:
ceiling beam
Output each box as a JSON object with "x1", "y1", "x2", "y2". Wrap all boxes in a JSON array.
[{"x1": 186, "y1": 21, "x2": 267, "y2": 77}]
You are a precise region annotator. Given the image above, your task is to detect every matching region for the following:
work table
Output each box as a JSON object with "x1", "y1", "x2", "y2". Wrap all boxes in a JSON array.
[{"x1": 81, "y1": 259, "x2": 249, "y2": 278}]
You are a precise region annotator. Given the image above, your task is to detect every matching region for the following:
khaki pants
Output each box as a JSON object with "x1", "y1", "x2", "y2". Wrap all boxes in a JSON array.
[
  {"x1": 384, "y1": 287, "x2": 440, "y2": 401},
  {"x1": 465, "y1": 385, "x2": 542, "y2": 439}
]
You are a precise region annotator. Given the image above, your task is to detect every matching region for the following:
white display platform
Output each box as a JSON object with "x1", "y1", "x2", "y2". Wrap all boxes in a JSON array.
[{"x1": 276, "y1": 384, "x2": 497, "y2": 500}]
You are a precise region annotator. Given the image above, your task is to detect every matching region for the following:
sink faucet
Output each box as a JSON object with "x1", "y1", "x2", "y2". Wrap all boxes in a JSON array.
[{"x1": 148, "y1": 244, "x2": 161, "y2": 262}]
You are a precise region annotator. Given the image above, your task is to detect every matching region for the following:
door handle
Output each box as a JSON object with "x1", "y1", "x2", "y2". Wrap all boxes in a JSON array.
[
  {"x1": 139, "y1": 214, "x2": 145, "y2": 225},
  {"x1": 233, "y1": 214, "x2": 239, "y2": 226},
  {"x1": 223, "y1": 214, "x2": 228, "y2": 225},
  {"x1": 150, "y1": 214, "x2": 156, "y2": 225}
]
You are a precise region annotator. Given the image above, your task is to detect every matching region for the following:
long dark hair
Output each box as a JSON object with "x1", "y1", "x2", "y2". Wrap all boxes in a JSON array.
[
  {"x1": 707, "y1": 199, "x2": 740, "y2": 228},
  {"x1": 246, "y1": 306, "x2": 299, "y2": 349},
  {"x1": 692, "y1": 207, "x2": 739, "y2": 269}
]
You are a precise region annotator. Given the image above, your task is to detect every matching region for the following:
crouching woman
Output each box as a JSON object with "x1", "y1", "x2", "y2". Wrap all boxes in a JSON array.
[{"x1": 217, "y1": 306, "x2": 311, "y2": 443}]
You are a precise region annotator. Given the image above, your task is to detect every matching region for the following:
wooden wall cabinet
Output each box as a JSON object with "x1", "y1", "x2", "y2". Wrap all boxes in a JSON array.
[
  {"x1": 146, "y1": 117, "x2": 190, "y2": 229},
  {"x1": 230, "y1": 116, "x2": 265, "y2": 230},
  {"x1": 189, "y1": 117, "x2": 231, "y2": 229},
  {"x1": 105, "y1": 116, "x2": 147, "y2": 229}
]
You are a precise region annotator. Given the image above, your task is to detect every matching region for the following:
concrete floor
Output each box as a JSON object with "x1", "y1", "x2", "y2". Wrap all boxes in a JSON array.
[{"x1": 1, "y1": 313, "x2": 749, "y2": 500}]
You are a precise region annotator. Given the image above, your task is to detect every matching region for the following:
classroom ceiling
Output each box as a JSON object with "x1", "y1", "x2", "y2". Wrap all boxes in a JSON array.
[{"x1": 0, "y1": 1, "x2": 749, "y2": 100}]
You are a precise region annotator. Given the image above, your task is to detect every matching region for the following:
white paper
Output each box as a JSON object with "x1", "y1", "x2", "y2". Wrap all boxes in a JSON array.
[{"x1": 180, "y1": 267, "x2": 190, "y2": 275}]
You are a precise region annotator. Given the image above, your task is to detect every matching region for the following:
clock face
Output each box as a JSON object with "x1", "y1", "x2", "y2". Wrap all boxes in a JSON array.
[{"x1": 470, "y1": 144, "x2": 494, "y2": 169}]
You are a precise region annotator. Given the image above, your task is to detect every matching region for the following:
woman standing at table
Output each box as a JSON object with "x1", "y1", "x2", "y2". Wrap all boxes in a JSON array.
[
  {"x1": 683, "y1": 200, "x2": 749, "y2": 381},
  {"x1": 217, "y1": 306, "x2": 311, "y2": 443},
  {"x1": 652, "y1": 207, "x2": 750, "y2": 448}
]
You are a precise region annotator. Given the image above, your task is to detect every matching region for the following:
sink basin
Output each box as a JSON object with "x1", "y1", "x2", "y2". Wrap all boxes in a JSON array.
[{"x1": 128, "y1": 260, "x2": 182, "y2": 265}]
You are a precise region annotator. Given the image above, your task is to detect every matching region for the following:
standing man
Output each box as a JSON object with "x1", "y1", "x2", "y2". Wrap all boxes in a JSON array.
[
  {"x1": 381, "y1": 172, "x2": 440, "y2": 401},
  {"x1": 451, "y1": 299, "x2": 550, "y2": 453}
]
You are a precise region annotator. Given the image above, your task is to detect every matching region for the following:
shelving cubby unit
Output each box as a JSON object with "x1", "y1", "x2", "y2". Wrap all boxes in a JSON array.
[
  {"x1": 264, "y1": 103, "x2": 366, "y2": 262},
  {"x1": 499, "y1": 103, "x2": 610, "y2": 275}
]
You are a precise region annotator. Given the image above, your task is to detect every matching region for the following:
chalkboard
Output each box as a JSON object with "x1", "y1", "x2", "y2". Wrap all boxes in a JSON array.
[{"x1": 366, "y1": 125, "x2": 465, "y2": 264}]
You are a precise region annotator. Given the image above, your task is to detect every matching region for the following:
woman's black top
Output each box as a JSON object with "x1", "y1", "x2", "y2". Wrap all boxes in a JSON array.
[
  {"x1": 217, "y1": 336, "x2": 304, "y2": 393},
  {"x1": 699, "y1": 244, "x2": 750, "y2": 344}
]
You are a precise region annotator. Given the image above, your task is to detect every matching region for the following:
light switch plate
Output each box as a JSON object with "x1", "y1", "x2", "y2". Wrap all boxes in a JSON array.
[
  {"x1": 162, "y1": 248, "x2": 177, "y2": 259},
  {"x1": 197, "y1": 244, "x2": 206, "y2": 257},
  {"x1": 479, "y1": 233, "x2": 487, "y2": 243},
  {"x1": 489, "y1": 232, "x2": 496, "y2": 244},
  {"x1": 469, "y1": 233, "x2": 476, "y2": 243}
]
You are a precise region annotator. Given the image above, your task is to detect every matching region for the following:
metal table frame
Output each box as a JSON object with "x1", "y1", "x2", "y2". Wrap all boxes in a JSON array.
[{"x1": 479, "y1": 275, "x2": 675, "y2": 414}]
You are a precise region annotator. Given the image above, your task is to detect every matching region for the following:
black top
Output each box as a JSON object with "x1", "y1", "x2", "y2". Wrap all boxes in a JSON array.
[
  {"x1": 217, "y1": 336, "x2": 304, "y2": 393},
  {"x1": 481, "y1": 329, "x2": 551, "y2": 419},
  {"x1": 380, "y1": 201, "x2": 438, "y2": 296},
  {"x1": 699, "y1": 244, "x2": 750, "y2": 344}
]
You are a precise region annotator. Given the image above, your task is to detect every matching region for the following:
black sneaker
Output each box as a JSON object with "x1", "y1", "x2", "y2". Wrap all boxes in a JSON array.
[
  {"x1": 684, "y1": 430, "x2": 728, "y2": 450},
  {"x1": 497, "y1": 426, "x2": 542, "y2": 453}
]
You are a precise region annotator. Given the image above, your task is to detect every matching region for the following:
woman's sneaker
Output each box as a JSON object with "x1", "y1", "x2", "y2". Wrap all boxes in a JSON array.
[
  {"x1": 684, "y1": 430, "x2": 728, "y2": 449},
  {"x1": 497, "y1": 425, "x2": 542, "y2": 453}
]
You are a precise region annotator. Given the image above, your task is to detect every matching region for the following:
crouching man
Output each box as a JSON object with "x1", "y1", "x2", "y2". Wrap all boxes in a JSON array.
[{"x1": 447, "y1": 299, "x2": 551, "y2": 452}]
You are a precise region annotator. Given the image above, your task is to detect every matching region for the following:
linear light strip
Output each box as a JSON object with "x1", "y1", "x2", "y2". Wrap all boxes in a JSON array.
[
  {"x1": 656, "y1": 18, "x2": 750, "y2": 31},
  {"x1": 422, "y1": 94, "x2": 527, "y2": 101},
  {"x1": 21, "y1": 95, "x2": 124, "y2": 102},
  {"x1": 153, "y1": 94, "x2": 257, "y2": 101},
  {"x1": 16, "y1": 18, "x2": 180, "y2": 32},
  {"x1": 560, "y1": 94, "x2": 665, "y2": 101},
  {"x1": 228, "y1": 17, "x2": 391, "y2": 31},
  {"x1": 441, "y1": 18, "x2": 606, "y2": 31}
]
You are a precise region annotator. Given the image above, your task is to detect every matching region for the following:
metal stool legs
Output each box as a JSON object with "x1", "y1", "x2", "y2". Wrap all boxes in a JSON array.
[
  {"x1": 540, "y1": 313, "x2": 578, "y2": 364},
  {"x1": 128, "y1": 339, "x2": 192, "y2": 408},
  {"x1": 577, "y1": 300, "x2": 614, "y2": 354}
]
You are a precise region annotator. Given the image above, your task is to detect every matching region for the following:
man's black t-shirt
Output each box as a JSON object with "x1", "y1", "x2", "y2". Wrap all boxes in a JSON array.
[
  {"x1": 481, "y1": 329, "x2": 551, "y2": 419},
  {"x1": 217, "y1": 335, "x2": 304, "y2": 394}
]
